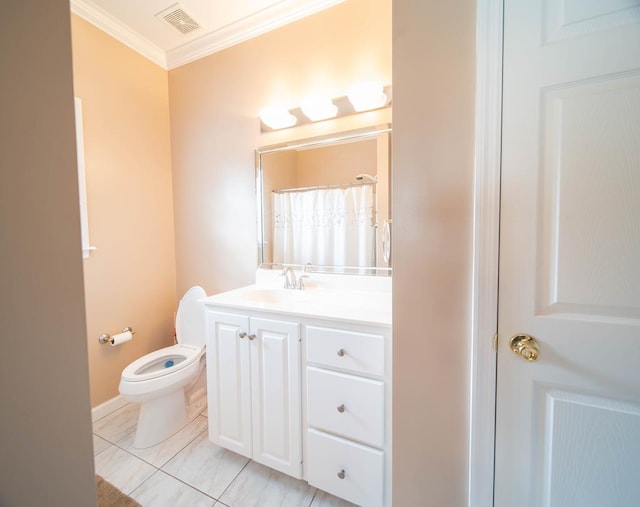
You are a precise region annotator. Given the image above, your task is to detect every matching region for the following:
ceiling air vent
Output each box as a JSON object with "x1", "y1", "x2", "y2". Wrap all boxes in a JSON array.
[{"x1": 157, "y1": 4, "x2": 201, "y2": 35}]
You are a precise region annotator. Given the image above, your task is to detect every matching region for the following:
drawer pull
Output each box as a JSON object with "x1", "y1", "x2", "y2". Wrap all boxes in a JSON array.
[
  {"x1": 239, "y1": 332, "x2": 247, "y2": 339},
  {"x1": 337, "y1": 469, "x2": 346, "y2": 480},
  {"x1": 337, "y1": 348, "x2": 346, "y2": 357},
  {"x1": 337, "y1": 403, "x2": 345, "y2": 413},
  {"x1": 248, "y1": 334, "x2": 256, "y2": 341}
]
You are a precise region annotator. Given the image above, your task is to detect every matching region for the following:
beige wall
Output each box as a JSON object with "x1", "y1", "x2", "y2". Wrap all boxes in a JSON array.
[
  {"x1": 0, "y1": 0, "x2": 96, "y2": 504},
  {"x1": 392, "y1": 0, "x2": 476, "y2": 505},
  {"x1": 169, "y1": 0, "x2": 392, "y2": 296},
  {"x1": 71, "y1": 16, "x2": 177, "y2": 407},
  {"x1": 296, "y1": 139, "x2": 377, "y2": 186}
]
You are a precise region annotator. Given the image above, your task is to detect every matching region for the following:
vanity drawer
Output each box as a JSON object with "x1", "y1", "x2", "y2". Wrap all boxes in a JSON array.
[
  {"x1": 307, "y1": 367, "x2": 384, "y2": 448},
  {"x1": 307, "y1": 428, "x2": 384, "y2": 507},
  {"x1": 306, "y1": 325, "x2": 384, "y2": 377}
]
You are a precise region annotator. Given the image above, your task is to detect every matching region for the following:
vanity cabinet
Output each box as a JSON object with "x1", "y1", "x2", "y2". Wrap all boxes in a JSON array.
[
  {"x1": 204, "y1": 277, "x2": 392, "y2": 507},
  {"x1": 304, "y1": 325, "x2": 389, "y2": 507},
  {"x1": 206, "y1": 310, "x2": 302, "y2": 479}
]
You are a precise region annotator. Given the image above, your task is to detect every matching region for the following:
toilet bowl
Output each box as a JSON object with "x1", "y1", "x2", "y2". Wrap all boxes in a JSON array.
[{"x1": 119, "y1": 286, "x2": 208, "y2": 449}]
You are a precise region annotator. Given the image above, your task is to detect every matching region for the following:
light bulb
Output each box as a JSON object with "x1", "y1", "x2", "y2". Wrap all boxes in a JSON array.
[
  {"x1": 300, "y1": 97, "x2": 338, "y2": 122},
  {"x1": 347, "y1": 82, "x2": 387, "y2": 112},
  {"x1": 258, "y1": 106, "x2": 297, "y2": 129}
]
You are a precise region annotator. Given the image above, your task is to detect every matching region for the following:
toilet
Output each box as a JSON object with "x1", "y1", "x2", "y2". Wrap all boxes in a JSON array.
[{"x1": 119, "y1": 286, "x2": 208, "y2": 449}]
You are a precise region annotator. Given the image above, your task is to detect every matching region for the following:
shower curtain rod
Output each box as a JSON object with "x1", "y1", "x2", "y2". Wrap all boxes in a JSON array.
[{"x1": 273, "y1": 180, "x2": 376, "y2": 194}]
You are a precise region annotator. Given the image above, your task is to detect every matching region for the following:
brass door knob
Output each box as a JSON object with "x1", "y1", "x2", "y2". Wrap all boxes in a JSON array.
[{"x1": 510, "y1": 334, "x2": 540, "y2": 362}]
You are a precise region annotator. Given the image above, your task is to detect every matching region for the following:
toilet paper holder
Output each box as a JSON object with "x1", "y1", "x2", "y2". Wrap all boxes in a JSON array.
[{"x1": 99, "y1": 327, "x2": 135, "y2": 345}]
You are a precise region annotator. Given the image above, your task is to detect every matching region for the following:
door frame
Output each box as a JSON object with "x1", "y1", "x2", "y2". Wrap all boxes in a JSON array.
[{"x1": 468, "y1": 0, "x2": 503, "y2": 505}]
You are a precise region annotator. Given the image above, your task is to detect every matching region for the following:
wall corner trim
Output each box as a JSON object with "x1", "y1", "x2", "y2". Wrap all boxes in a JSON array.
[{"x1": 468, "y1": 0, "x2": 503, "y2": 505}]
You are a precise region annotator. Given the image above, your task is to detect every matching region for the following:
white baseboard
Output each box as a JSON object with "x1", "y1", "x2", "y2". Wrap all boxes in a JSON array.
[{"x1": 92, "y1": 395, "x2": 130, "y2": 423}]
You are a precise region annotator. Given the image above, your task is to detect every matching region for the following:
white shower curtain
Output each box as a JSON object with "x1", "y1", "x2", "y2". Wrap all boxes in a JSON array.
[{"x1": 272, "y1": 185, "x2": 375, "y2": 267}]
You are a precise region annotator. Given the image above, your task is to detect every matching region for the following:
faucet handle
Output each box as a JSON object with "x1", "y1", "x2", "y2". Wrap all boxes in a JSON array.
[
  {"x1": 280, "y1": 266, "x2": 296, "y2": 289},
  {"x1": 297, "y1": 274, "x2": 310, "y2": 290}
]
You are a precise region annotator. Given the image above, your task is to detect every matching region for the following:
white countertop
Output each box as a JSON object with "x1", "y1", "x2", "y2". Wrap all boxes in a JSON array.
[{"x1": 202, "y1": 269, "x2": 392, "y2": 327}]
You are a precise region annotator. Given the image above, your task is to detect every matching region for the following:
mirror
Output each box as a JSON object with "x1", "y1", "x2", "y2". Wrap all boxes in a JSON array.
[{"x1": 256, "y1": 126, "x2": 392, "y2": 275}]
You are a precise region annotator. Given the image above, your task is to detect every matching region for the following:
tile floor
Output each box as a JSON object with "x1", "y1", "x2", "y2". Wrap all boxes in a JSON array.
[{"x1": 93, "y1": 403, "x2": 356, "y2": 506}]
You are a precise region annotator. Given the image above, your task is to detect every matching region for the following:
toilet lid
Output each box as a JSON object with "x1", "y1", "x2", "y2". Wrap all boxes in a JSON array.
[{"x1": 175, "y1": 286, "x2": 207, "y2": 347}]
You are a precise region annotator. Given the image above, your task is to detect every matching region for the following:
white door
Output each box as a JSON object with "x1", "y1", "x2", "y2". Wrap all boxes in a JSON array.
[
  {"x1": 206, "y1": 311, "x2": 252, "y2": 457},
  {"x1": 249, "y1": 317, "x2": 302, "y2": 479},
  {"x1": 495, "y1": 1, "x2": 640, "y2": 506}
]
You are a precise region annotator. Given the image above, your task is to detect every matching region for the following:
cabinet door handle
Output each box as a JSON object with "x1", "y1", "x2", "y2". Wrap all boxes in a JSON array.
[
  {"x1": 337, "y1": 469, "x2": 346, "y2": 480},
  {"x1": 248, "y1": 334, "x2": 256, "y2": 341},
  {"x1": 239, "y1": 332, "x2": 247, "y2": 339},
  {"x1": 337, "y1": 404, "x2": 345, "y2": 413},
  {"x1": 337, "y1": 348, "x2": 345, "y2": 357}
]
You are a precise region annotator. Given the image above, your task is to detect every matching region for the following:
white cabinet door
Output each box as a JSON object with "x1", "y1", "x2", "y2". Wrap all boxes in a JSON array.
[
  {"x1": 207, "y1": 310, "x2": 302, "y2": 479},
  {"x1": 496, "y1": 1, "x2": 640, "y2": 505},
  {"x1": 206, "y1": 311, "x2": 252, "y2": 458},
  {"x1": 250, "y1": 317, "x2": 301, "y2": 478}
]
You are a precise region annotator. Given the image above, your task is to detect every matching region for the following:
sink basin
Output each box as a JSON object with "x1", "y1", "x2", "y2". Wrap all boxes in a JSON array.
[{"x1": 239, "y1": 288, "x2": 312, "y2": 304}]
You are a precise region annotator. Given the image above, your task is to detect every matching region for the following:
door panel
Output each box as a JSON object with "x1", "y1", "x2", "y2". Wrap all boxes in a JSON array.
[
  {"x1": 206, "y1": 311, "x2": 252, "y2": 457},
  {"x1": 538, "y1": 73, "x2": 640, "y2": 319},
  {"x1": 250, "y1": 317, "x2": 301, "y2": 478},
  {"x1": 543, "y1": 0, "x2": 640, "y2": 43},
  {"x1": 534, "y1": 388, "x2": 640, "y2": 506},
  {"x1": 496, "y1": 0, "x2": 640, "y2": 505}
]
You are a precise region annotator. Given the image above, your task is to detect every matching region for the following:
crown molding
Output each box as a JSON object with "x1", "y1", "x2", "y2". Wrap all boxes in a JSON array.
[
  {"x1": 71, "y1": 0, "x2": 346, "y2": 71},
  {"x1": 71, "y1": 0, "x2": 167, "y2": 68},
  {"x1": 165, "y1": 0, "x2": 346, "y2": 69}
]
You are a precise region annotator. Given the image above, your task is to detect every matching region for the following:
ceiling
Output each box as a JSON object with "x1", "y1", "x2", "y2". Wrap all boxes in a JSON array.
[{"x1": 70, "y1": 0, "x2": 346, "y2": 70}]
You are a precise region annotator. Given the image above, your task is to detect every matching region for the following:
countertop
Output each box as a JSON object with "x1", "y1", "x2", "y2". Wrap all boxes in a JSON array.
[{"x1": 202, "y1": 269, "x2": 392, "y2": 327}]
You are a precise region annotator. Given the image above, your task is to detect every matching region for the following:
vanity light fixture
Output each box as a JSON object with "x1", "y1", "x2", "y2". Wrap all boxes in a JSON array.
[
  {"x1": 347, "y1": 82, "x2": 388, "y2": 112},
  {"x1": 300, "y1": 97, "x2": 338, "y2": 122},
  {"x1": 259, "y1": 83, "x2": 391, "y2": 132},
  {"x1": 259, "y1": 106, "x2": 297, "y2": 130}
]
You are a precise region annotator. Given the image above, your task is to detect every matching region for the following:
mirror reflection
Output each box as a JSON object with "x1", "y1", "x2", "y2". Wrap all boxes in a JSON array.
[{"x1": 257, "y1": 127, "x2": 392, "y2": 273}]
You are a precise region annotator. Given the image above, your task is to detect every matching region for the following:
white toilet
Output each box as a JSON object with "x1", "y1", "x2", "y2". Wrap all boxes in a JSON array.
[{"x1": 119, "y1": 286, "x2": 208, "y2": 449}]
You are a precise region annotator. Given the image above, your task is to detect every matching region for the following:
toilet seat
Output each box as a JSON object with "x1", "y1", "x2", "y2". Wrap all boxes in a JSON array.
[
  {"x1": 175, "y1": 286, "x2": 207, "y2": 348},
  {"x1": 119, "y1": 344, "x2": 205, "y2": 402},
  {"x1": 121, "y1": 344, "x2": 202, "y2": 383}
]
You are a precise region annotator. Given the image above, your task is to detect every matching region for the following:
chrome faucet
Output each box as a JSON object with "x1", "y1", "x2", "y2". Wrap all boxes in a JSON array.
[
  {"x1": 280, "y1": 266, "x2": 309, "y2": 290},
  {"x1": 282, "y1": 267, "x2": 297, "y2": 289}
]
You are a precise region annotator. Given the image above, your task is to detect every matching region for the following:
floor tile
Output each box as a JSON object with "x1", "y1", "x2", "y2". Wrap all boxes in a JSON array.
[
  {"x1": 93, "y1": 402, "x2": 139, "y2": 444},
  {"x1": 130, "y1": 470, "x2": 215, "y2": 507},
  {"x1": 118, "y1": 415, "x2": 208, "y2": 467},
  {"x1": 220, "y1": 461, "x2": 316, "y2": 507},
  {"x1": 93, "y1": 434, "x2": 111, "y2": 455},
  {"x1": 94, "y1": 445, "x2": 155, "y2": 495},
  {"x1": 163, "y1": 430, "x2": 250, "y2": 499},
  {"x1": 311, "y1": 490, "x2": 359, "y2": 507}
]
